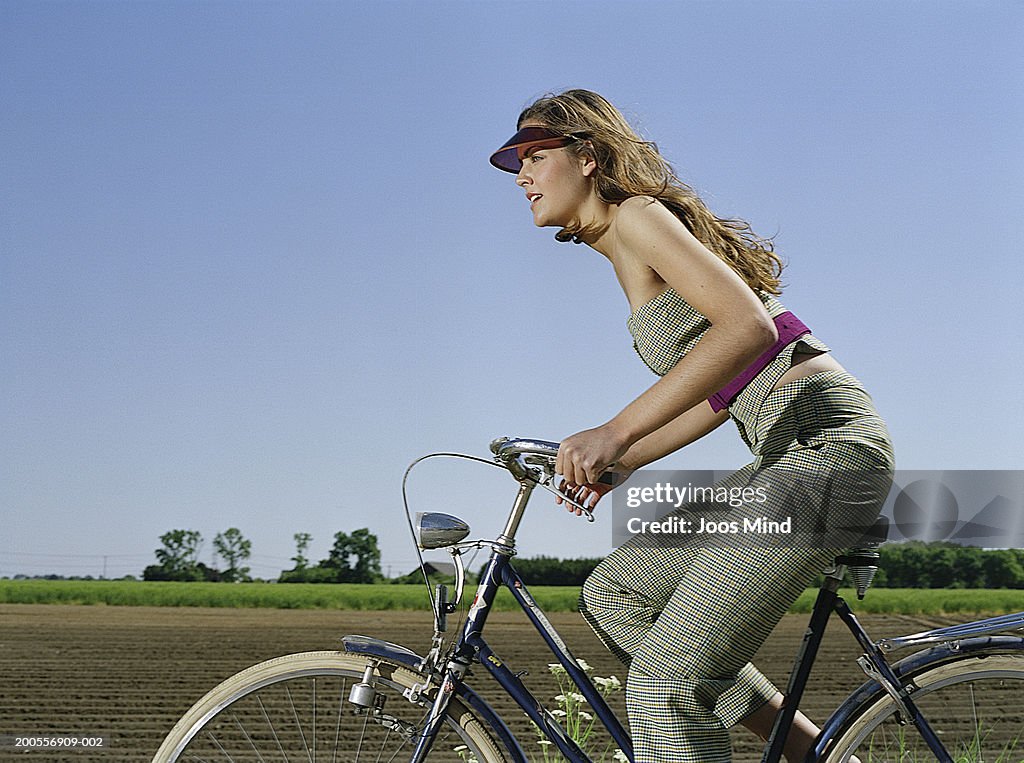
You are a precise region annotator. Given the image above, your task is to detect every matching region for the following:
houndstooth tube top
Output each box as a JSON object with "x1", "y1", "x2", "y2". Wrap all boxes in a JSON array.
[{"x1": 627, "y1": 288, "x2": 831, "y2": 440}]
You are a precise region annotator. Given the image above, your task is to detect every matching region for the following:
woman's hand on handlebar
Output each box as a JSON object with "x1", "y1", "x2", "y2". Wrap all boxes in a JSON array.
[{"x1": 556, "y1": 423, "x2": 631, "y2": 487}]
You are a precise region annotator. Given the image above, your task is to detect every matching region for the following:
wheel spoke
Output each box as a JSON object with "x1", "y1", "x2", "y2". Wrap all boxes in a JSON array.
[
  {"x1": 332, "y1": 680, "x2": 344, "y2": 763},
  {"x1": 285, "y1": 684, "x2": 314, "y2": 763},
  {"x1": 257, "y1": 694, "x2": 290, "y2": 763},
  {"x1": 206, "y1": 729, "x2": 232, "y2": 760},
  {"x1": 967, "y1": 681, "x2": 983, "y2": 763},
  {"x1": 378, "y1": 726, "x2": 395, "y2": 763},
  {"x1": 234, "y1": 713, "x2": 267, "y2": 763}
]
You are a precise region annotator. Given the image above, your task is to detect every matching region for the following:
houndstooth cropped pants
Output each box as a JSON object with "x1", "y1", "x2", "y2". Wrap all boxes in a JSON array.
[{"x1": 580, "y1": 371, "x2": 894, "y2": 763}]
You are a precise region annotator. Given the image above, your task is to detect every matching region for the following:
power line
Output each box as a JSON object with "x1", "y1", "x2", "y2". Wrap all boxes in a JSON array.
[
  {"x1": 0, "y1": 550, "x2": 149, "y2": 559},
  {"x1": 0, "y1": 548, "x2": 435, "y2": 579}
]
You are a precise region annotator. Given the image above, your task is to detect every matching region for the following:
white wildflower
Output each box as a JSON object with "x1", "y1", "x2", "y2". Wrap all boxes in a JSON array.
[
  {"x1": 613, "y1": 750, "x2": 629, "y2": 762},
  {"x1": 594, "y1": 674, "x2": 623, "y2": 692},
  {"x1": 535, "y1": 666, "x2": 617, "y2": 761}
]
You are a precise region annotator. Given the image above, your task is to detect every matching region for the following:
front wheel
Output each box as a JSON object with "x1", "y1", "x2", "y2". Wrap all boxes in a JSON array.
[
  {"x1": 152, "y1": 651, "x2": 512, "y2": 762},
  {"x1": 820, "y1": 650, "x2": 1024, "y2": 762}
]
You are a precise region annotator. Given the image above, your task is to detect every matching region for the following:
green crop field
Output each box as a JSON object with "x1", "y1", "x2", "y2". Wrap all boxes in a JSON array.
[
  {"x1": 1, "y1": 579, "x2": 1023, "y2": 614},
  {"x1": 0, "y1": 580, "x2": 583, "y2": 611}
]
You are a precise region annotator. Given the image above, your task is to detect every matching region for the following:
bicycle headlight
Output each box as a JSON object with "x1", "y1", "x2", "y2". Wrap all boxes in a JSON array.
[{"x1": 415, "y1": 512, "x2": 471, "y2": 550}]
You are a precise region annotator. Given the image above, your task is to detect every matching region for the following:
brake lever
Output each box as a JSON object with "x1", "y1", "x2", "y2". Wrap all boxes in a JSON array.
[
  {"x1": 536, "y1": 479, "x2": 595, "y2": 522},
  {"x1": 518, "y1": 454, "x2": 623, "y2": 523}
]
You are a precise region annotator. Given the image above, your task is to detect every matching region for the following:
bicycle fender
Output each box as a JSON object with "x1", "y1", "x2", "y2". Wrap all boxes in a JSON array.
[
  {"x1": 342, "y1": 634, "x2": 423, "y2": 667},
  {"x1": 809, "y1": 635, "x2": 1024, "y2": 762},
  {"x1": 341, "y1": 634, "x2": 530, "y2": 763}
]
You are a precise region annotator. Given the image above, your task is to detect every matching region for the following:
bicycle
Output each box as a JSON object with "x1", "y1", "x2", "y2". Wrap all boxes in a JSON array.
[{"x1": 153, "y1": 436, "x2": 1024, "y2": 762}]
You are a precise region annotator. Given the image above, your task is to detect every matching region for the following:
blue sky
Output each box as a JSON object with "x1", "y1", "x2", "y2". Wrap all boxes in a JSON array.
[{"x1": 2, "y1": 0, "x2": 1022, "y2": 579}]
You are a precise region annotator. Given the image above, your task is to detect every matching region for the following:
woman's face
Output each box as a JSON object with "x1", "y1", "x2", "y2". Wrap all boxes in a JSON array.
[{"x1": 514, "y1": 133, "x2": 593, "y2": 229}]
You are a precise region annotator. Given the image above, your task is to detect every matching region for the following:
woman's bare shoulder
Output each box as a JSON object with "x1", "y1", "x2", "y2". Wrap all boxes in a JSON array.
[
  {"x1": 617, "y1": 195, "x2": 661, "y2": 213},
  {"x1": 614, "y1": 195, "x2": 692, "y2": 249}
]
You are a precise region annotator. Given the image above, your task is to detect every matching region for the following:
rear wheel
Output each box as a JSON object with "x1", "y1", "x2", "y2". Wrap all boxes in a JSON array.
[
  {"x1": 821, "y1": 651, "x2": 1024, "y2": 762},
  {"x1": 152, "y1": 651, "x2": 512, "y2": 762}
]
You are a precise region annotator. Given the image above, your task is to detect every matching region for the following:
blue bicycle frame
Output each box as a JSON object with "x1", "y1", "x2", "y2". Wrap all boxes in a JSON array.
[
  {"x1": 464, "y1": 550, "x2": 634, "y2": 762},
  {"x1": 405, "y1": 472, "x2": 632, "y2": 763}
]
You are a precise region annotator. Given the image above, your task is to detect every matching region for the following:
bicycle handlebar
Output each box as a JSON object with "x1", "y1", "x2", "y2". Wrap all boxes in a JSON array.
[
  {"x1": 489, "y1": 436, "x2": 559, "y2": 461},
  {"x1": 490, "y1": 436, "x2": 621, "y2": 486}
]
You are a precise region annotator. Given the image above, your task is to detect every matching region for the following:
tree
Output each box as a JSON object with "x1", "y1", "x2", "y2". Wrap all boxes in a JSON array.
[
  {"x1": 501, "y1": 556, "x2": 603, "y2": 586},
  {"x1": 213, "y1": 528, "x2": 252, "y2": 582},
  {"x1": 280, "y1": 532, "x2": 340, "y2": 583},
  {"x1": 321, "y1": 528, "x2": 382, "y2": 583},
  {"x1": 927, "y1": 546, "x2": 960, "y2": 589},
  {"x1": 983, "y1": 551, "x2": 1024, "y2": 589},
  {"x1": 145, "y1": 529, "x2": 204, "y2": 581},
  {"x1": 292, "y1": 532, "x2": 313, "y2": 571}
]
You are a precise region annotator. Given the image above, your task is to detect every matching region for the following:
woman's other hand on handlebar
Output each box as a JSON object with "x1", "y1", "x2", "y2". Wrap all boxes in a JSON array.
[
  {"x1": 556, "y1": 423, "x2": 631, "y2": 487},
  {"x1": 555, "y1": 468, "x2": 633, "y2": 515}
]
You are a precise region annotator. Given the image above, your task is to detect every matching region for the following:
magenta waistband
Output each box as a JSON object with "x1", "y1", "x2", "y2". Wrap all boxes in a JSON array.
[{"x1": 707, "y1": 311, "x2": 811, "y2": 412}]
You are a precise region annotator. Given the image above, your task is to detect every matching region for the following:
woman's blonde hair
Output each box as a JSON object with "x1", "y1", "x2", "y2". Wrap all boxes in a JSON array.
[{"x1": 519, "y1": 89, "x2": 783, "y2": 295}]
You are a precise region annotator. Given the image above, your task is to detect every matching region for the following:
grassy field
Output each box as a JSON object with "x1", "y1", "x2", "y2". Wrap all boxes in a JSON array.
[
  {"x1": 0, "y1": 580, "x2": 581, "y2": 611},
  {"x1": 2, "y1": 579, "x2": 1023, "y2": 614}
]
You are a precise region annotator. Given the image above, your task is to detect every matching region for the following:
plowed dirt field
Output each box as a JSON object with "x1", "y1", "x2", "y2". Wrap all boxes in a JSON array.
[{"x1": 0, "y1": 604, "x2": 960, "y2": 762}]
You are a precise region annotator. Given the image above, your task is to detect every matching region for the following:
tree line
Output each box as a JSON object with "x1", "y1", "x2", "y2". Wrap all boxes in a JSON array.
[
  {"x1": 507, "y1": 543, "x2": 1024, "y2": 589},
  {"x1": 142, "y1": 528, "x2": 1024, "y2": 589},
  {"x1": 143, "y1": 527, "x2": 383, "y2": 583}
]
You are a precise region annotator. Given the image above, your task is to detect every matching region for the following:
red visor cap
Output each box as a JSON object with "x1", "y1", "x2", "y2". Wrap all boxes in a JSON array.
[{"x1": 489, "y1": 126, "x2": 576, "y2": 173}]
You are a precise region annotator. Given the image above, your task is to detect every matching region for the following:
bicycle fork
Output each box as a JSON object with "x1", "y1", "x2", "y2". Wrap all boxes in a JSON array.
[
  {"x1": 405, "y1": 657, "x2": 473, "y2": 762},
  {"x1": 345, "y1": 655, "x2": 469, "y2": 762}
]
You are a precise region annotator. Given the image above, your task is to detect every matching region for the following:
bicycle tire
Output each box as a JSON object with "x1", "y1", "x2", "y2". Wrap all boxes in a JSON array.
[
  {"x1": 152, "y1": 650, "x2": 513, "y2": 762},
  {"x1": 819, "y1": 650, "x2": 1024, "y2": 762}
]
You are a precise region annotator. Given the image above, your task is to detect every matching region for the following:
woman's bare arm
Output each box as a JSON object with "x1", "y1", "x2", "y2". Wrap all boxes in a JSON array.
[
  {"x1": 618, "y1": 400, "x2": 730, "y2": 472},
  {"x1": 558, "y1": 401, "x2": 729, "y2": 514},
  {"x1": 557, "y1": 198, "x2": 775, "y2": 485}
]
